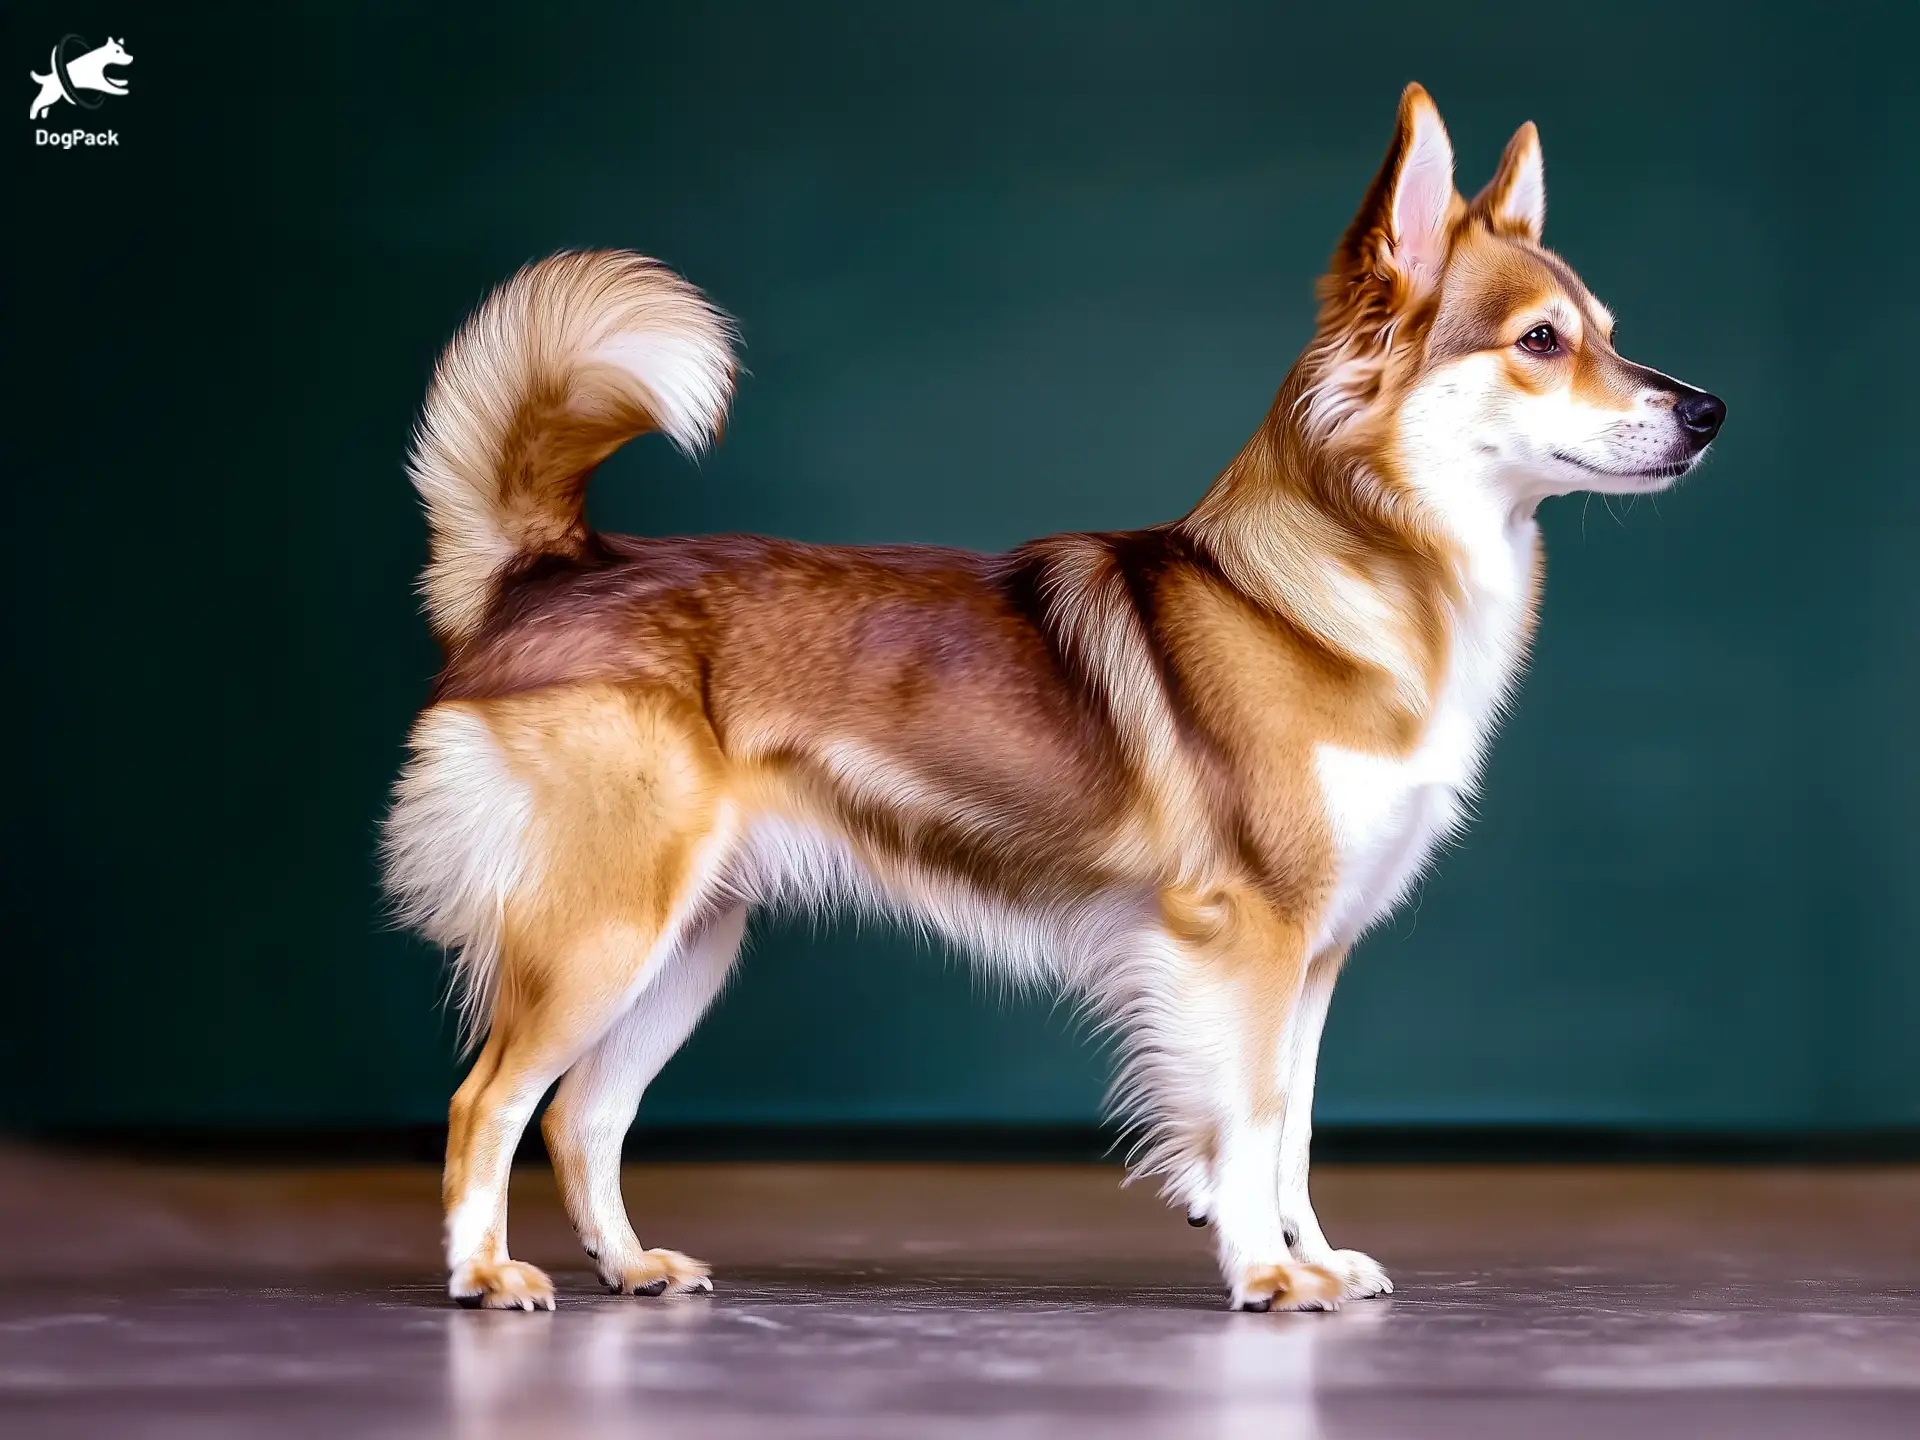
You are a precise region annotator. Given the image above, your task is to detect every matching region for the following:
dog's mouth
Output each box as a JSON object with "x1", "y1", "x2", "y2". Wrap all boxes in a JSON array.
[{"x1": 1551, "y1": 452, "x2": 1696, "y2": 483}]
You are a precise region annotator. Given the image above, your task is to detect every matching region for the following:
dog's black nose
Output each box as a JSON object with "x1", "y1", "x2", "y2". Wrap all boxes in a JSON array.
[{"x1": 1676, "y1": 391, "x2": 1726, "y2": 442}]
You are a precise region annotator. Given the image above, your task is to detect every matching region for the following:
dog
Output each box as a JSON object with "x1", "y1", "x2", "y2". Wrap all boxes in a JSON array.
[
  {"x1": 28, "y1": 36, "x2": 131, "y2": 120},
  {"x1": 384, "y1": 83, "x2": 1724, "y2": 1312}
]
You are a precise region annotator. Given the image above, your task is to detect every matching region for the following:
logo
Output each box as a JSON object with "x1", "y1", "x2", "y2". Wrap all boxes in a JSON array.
[
  {"x1": 28, "y1": 33, "x2": 129, "y2": 148},
  {"x1": 30, "y1": 34, "x2": 130, "y2": 128}
]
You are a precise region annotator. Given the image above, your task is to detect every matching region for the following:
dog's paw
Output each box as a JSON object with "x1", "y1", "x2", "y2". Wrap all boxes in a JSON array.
[
  {"x1": 1324, "y1": 1248, "x2": 1393, "y2": 1300},
  {"x1": 450, "y1": 1259, "x2": 556, "y2": 1312},
  {"x1": 598, "y1": 1247, "x2": 712, "y2": 1297},
  {"x1": 1230, "y1": 1260, "x2": 1344, "y2": 1312}
]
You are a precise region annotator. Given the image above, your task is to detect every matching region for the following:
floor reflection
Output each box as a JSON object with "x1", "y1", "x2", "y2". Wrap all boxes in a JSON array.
[
  {"x1": 440, "y1": 1280, "x2": 1389, "y2": 1439},
  {"x1": 434, "y1": 1267, "x2": 1920, "y2": 1440}
]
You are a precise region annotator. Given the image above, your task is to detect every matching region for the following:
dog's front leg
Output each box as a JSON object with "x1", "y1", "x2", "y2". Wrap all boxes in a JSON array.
[
  {"x1": 1275, "y1": 948, "x2": 1392, "y2": 1300},
  {"x1": 1153, "y1": 885, "x2": 1344, "y2": 1312}
]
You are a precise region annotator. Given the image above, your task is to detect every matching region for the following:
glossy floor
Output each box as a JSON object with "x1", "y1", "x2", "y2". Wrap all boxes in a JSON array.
[{"x1": 1, "y1": 1149, "x2": 1916, "y2": 1437}]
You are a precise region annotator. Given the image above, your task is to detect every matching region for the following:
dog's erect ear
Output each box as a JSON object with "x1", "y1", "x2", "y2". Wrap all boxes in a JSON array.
[
  {"x1": 1472, "y1": 122, "x2": 1546, "y2": 243},
  {"x1": 1335, "y1": 84, "x2": 1458, "y2": 297}
]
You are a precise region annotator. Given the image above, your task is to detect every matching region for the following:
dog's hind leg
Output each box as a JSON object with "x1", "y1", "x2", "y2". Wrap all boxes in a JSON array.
[
  {"x1": 442, "y1": 926, "x2": 649, "y2": 1311},
  {"x1": 443, "y1": 890, "x2": 733, "y2": 1311},
  {"x1": 542, "y1": 903, "x2": 746, "y2": 1296},
  {"x1": 430, "y1": 683, "x2": 736, "y2": 1310}
]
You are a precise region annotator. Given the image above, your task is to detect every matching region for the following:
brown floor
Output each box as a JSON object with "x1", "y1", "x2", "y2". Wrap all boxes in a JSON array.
[{"x1": 1, "y1": 1145, "x2": 1917, "y2": 1437}]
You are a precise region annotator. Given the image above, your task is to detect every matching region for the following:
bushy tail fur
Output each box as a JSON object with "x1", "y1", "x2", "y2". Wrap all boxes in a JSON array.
[{"x1": 409, "y1": 250, "x2": 736, "y2": 646}]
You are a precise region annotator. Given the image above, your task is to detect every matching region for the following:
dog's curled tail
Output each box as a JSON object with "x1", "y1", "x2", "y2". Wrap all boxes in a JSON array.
[{"x1": 409, "y1": 249, "x2": 736, "y2": 646}]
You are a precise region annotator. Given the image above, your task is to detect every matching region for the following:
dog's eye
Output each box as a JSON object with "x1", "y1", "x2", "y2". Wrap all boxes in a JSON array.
[{"x1": 1519, "y1": 324, "x2": 1559, "y2": 355}]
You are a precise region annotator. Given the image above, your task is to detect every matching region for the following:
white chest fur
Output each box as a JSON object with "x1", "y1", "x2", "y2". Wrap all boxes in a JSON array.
[{"x1": 1310, "y1": 511, "x2": 1537, "y2": 956}]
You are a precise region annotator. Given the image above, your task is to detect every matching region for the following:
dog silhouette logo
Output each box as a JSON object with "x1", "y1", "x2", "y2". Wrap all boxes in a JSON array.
[{"x1": 29, "y1": 35, "x2": 132, "y2": 121}]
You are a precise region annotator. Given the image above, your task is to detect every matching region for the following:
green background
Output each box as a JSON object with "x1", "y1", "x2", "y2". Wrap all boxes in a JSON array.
[{"x1": 5, "y1": 1, "x2": 1914, "y2": 1132}]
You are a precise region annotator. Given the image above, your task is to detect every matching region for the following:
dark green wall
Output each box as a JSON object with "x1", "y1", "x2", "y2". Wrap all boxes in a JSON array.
[{"x1": 5, "y1": 1, "x2": 1915, "y2": 1130}]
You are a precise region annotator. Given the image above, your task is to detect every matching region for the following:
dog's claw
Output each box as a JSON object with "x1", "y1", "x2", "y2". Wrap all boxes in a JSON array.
[{"x1": 632, "y1": 1279, "x2": 669, "y2": 1297}]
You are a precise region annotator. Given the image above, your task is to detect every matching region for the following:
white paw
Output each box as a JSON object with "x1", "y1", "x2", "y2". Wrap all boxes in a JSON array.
[{"x1": 1325, "y1": 1248, "x2": 1393, "y2": 1300}]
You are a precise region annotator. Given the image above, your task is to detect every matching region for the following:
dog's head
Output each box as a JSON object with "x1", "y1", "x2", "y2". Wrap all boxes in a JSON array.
[
  {"x1": 99, "y1": 37, "x2": 133, "y2": 68},
  {"x1": 1303, "y1": 85, "x2": 1723, "y2": 507}
]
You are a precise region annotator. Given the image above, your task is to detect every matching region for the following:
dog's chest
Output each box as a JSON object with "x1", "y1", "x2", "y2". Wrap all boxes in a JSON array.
[{"x1": 1311, "y1": 523, "x2": 1536, "y2": 953}]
